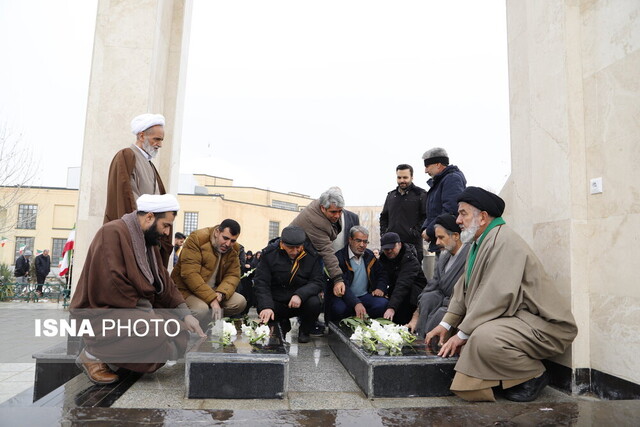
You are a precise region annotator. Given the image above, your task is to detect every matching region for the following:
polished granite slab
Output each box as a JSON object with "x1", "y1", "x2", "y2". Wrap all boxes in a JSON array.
[
  {"x1": 186, "y1": 323, "x2": 289, "y2": 399},
  {"x1": 328, "y1": 321, "x2": 456, "y2": 398},
  {"x1": 4, "y1": 400, "x2": 640, "y2": 426}
]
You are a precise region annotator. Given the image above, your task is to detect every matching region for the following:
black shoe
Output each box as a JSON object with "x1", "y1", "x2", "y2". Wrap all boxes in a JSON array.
[
  {"x1": 297, "y1": 330, "x2": 311, "y2": 343},
  {"x1": 278, "y1": 319, "x2": 291, "y2": 336},
  {"x1": 504, "y1": 371, "x2": 549, "y2": 402},
  {"x1": 309, "y1": 321, "x2": 325, "y2": 337}
]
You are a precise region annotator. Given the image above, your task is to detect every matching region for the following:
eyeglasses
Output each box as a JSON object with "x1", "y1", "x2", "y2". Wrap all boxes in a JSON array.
[{"x1": 352, "y1": 239, "x2": 369, "y2": 244}]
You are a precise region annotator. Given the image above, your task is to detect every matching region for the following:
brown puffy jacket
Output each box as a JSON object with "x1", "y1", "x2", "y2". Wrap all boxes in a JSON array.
[{"x1": 170, "y1": 226, "x2": 241, "y2": 304}]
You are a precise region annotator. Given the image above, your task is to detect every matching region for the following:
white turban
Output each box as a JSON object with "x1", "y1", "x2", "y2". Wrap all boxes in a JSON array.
[
  {"x1": 136, "y1": 194, "x2": 180, "y2": 213},
  {"x1": 131, "y1": 113, "x2": 165, "y2": 135}
]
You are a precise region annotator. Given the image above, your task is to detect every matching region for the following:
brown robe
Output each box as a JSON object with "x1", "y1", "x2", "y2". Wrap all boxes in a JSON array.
[
  {"x1": 442, "y1": 224, "x2": 577, "y2": 388},
  {"x1": 71, "y1": 212, "x2": 190, "y2": 373},
  {"x1": 104, "y1": 145, "x2": 173, "y2": 267}
]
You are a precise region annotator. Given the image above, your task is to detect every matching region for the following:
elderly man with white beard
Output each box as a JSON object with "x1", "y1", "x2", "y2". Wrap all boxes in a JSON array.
[
  {"x1": 425, "y1": 187, "x2": 577, "y2": 403},
  {"x1": 104, "y1": 113, "x2": 173, "y2": 267}
]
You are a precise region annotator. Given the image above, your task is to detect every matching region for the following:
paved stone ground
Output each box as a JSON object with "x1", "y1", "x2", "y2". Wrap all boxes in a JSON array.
[
  {"x1": 0, "y1": 300, "x2": 66, "y2": 405},
  {"x1": 112, "y1": 314, "x2": 579, "y2": 411},
  {"x1": 5, "y1": 300, "x2": 634, "y2": 427}
]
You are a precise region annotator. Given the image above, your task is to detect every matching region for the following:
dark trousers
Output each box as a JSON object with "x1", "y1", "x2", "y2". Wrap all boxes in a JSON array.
[
  {"x1": 392, "y1": 300, "x2": 416, "y2": 325},
  {"x1": 36, "y1": 274, "x2": 47, "y2": 292},
  {"x1": 331, "y1": 293, "x2": 389, "y2": 322},
  {"x1": 272, "y1": 296, "x2": 322, "y2": 333}
]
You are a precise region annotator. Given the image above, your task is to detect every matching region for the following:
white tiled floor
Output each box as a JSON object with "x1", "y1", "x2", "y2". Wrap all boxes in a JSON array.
[{"x1": 0, "y1": 364, "x2": 35, "y2": 404}]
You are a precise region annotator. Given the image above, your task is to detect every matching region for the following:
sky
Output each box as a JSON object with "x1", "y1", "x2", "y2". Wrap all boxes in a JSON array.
[{"x1": 0, "y1": 0, "x2": 511, "y2": 207}]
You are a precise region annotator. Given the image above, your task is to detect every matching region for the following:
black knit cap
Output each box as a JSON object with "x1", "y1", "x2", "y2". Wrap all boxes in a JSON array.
[
  {"x1": 457, "y1": 186, "x2": 505, "y2": 218},
  {"x1": 281, "y1": 226, "x2": 306, "y2": 246},
  {"x1": 434, "y1": 214, "x2": 460, "y2": 234}
]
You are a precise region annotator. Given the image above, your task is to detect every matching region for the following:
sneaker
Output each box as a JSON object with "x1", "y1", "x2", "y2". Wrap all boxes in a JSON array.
[
  {"x1": 309, "y1": 321, "x2": 325, "y2": 337},
  {"x1": 297, "y1": 330, "x2": 311, "y2": 343}
]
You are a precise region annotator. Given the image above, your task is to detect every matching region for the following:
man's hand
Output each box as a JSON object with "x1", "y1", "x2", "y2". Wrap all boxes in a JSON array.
[
  {"x1": 288, "y1": 295, "x2": 302, "y2": 309},
  {"x1": 354, "y1": 303, "x2": 367, "y2": 319},
  {"x1": 383, "y1": 308, "x2": 395, "y2": 321},
  {"x1": 438, "y1": 334, "x2": 466, "y2": 358},
  {"x1": 371, "y1": 289, "x2": 384, "y2": 297},
  {"x1": 424, "y1": 324, "x2": 448, "y2": 347},
  {"x1": 333, "y1": 281, "x2": 345, "y2": 297},
  {"x1": 215, "y1": 292, "x2": 224, "y2": 302},
  {"x1": 183, "y1": 314, "x2": 206, "y2": 337},
  {"x1": 259, "y1": 309, "x2": 274, "y2": 324},
  {"x1": 210, "y1": 299, "x2": 223, "y2": 321},
  {"x1": 406, "y1": 311, "x2": 419, "y2": 333},
  {"x1": 421, "y1": 230, "x2": 430, "y2": 242}
]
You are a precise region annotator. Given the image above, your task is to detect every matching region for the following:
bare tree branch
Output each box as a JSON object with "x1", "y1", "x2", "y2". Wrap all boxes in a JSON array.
[{"x1": 0, "y1": 121, "x2": 39, "y2": 235}]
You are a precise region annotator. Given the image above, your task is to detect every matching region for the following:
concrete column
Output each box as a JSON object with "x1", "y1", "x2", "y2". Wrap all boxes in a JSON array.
[
  {"x1": 503, "y1": 0, "x2": 640, "y2": 388},
  {"x1": 73, "y1": 0, "x2": 192, "y2": 291}
]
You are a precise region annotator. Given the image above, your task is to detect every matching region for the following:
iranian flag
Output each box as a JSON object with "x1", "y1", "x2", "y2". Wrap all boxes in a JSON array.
[
  {"x1": 0, "y1": 237, "x2": 7, "y2": 247},
  {"x1": 58, "y1": 229, "x2": 75, "y2": 277}
]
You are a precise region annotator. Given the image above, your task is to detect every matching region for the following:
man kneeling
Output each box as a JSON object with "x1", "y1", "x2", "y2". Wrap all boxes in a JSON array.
[
  {"x1": 71, "y1": 194, "x2": 204, "y2": 384},
  {"x1": 425, "y1": 187, "x2": 577, "y2": 402},
  {"x1": 254, "y1": 226, "x2": 325, "y2": 343}
]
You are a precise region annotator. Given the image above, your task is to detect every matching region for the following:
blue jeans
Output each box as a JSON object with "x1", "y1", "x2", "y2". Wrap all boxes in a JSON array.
[{"x1": 331, "y1": 293, "x2": 388, "y2": 322}]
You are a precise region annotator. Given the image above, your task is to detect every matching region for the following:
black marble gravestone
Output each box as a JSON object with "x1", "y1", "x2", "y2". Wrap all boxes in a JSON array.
[
  {"x1": 186, "y1": 323, "x2": 289, "y2": 399},
  {"x1": 328, "y1": 321, "x2": 456, "y2": 398}
]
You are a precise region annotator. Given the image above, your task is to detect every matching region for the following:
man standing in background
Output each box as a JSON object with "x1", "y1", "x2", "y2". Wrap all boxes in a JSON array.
[
  {"x1": 420, "y1": 147, "x2": 466, "y2": 254},
  {"x1": 380, "y1": 164, "x2": 427, "y2": 263},
  {"x1": 35, "y1": 249, "x2": 51, "y2": 296}
]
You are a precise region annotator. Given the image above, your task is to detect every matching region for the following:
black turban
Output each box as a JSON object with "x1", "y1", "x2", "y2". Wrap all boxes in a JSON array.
[
  {"x1": 434, "y1": 214, "x2": 460, "y2": 234},
  {"x1": 457, "y1": 186, "x2": 505, "y2": 218}
]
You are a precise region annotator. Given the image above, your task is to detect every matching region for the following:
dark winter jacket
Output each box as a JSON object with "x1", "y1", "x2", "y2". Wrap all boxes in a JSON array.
[
  {"x1": 14, "y1": 255, "x2": 30, "y2": 277},
  {"x1": 335, "y1": 246, "x2": 388, "y2": 309},
  {"x1": 421, "y1": 165, "x2": 466, "y2": 251},
  {"x1": 254, "y1": 239, "x2": 325, "y2": 311},
  {"x1": 35, "y1": 254, "x2": 51, "y2": 277},
  {"x1": 380, "y1": 183, "x2": 427, "y2": 248},
  {"x1": 378, "y1": 243, "x2": 427, "y2": 311}
]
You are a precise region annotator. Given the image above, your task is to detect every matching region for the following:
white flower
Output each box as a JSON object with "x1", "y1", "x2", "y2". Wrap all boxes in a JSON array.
[
  {"x1": 255, "y1": 324, "x2": 270, "y2": 337},
  {"x1": 350, "y1": 326, "x2": 365, "y2": 343},
  {"x1": 241, "y1": 324, "x2": 252, "y2": 336},
  {"x1": 223, "y1": 321, "x2": 237, "y2": 336}
]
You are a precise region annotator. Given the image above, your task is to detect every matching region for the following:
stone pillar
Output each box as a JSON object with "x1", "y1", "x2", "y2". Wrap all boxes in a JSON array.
[
  {"x1": 503, "y1": 0, "x2": 640, "y2": 389},
  {"x1": 73, "y1": 0, "x2": 192, "y2": 291}
]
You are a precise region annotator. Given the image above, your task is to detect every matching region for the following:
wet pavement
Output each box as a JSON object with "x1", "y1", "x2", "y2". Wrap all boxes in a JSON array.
[
  {"x1": 2, "y1": 302, "x2": 640, "y2": 425},
  {"x1": 3, "y1": 400, "x2": 640, "y2": 426}
]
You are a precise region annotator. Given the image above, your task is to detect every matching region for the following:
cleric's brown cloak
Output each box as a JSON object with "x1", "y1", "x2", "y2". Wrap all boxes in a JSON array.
[
  {"x1": 104, "y1": 146, "x2": 173, "y2": 267},
  {"x1": 71, "y1": 213, "x2": 189, "y2": 372},
  {"x1": 442, "y1": 224, "x2": 577, "y2": 385}
]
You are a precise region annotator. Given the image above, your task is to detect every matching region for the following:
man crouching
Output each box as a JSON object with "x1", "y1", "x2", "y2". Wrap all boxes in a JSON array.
[{"x1": 71, "y1": 194, "x2": 204, "y2": 384}]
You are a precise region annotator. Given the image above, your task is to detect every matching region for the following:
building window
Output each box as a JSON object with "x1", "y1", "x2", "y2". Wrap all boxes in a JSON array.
[
  {"x1": 184, "y1": 212, "x2": 199, "y2": 236},
  {"x1": 268, "y1": 221, "x2": 280, "y2": 240},
  {"x1": 271, "y1": 200, "x2": 298, "y2": 211},
  {"x1": 17, "y1": 204, "x2": 38, "y2": 229},
  {"x1": 14, "y1": 237, "x2": 35, "y2": 262},
  {"x1": 51, "y1": 238, "x2": 66, "y2": 266}
]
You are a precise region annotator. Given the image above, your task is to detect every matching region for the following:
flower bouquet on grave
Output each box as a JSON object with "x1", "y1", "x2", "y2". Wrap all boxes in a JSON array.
[
  {"x1": 340, "y1": 317, "x2": 416, "y2": 356},
  {"x1": 210, "y1": 318, "x2": 238, "y2": 346},
  {"x1": 240, "y1": 317, "x2": 271, "y2": 344}
]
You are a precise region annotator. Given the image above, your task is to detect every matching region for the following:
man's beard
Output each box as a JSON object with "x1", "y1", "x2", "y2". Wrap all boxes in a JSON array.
[
  {"x1": 442, "y1": 241, "x2": 457, "y2": 254},
  {"x1": 460, "y1": 217, "x2": 480, "y2": 244},
  {"x1": 144, "y1": 222, "x2": 162, "y2": 246},
  {"x1": 143, "y1": 138, "x2": 159, "y2": 158}
]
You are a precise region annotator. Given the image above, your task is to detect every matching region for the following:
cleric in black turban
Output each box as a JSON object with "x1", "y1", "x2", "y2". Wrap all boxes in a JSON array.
[{"x1": 456, "y1": 186, "x2": 505, "y2": 218}]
